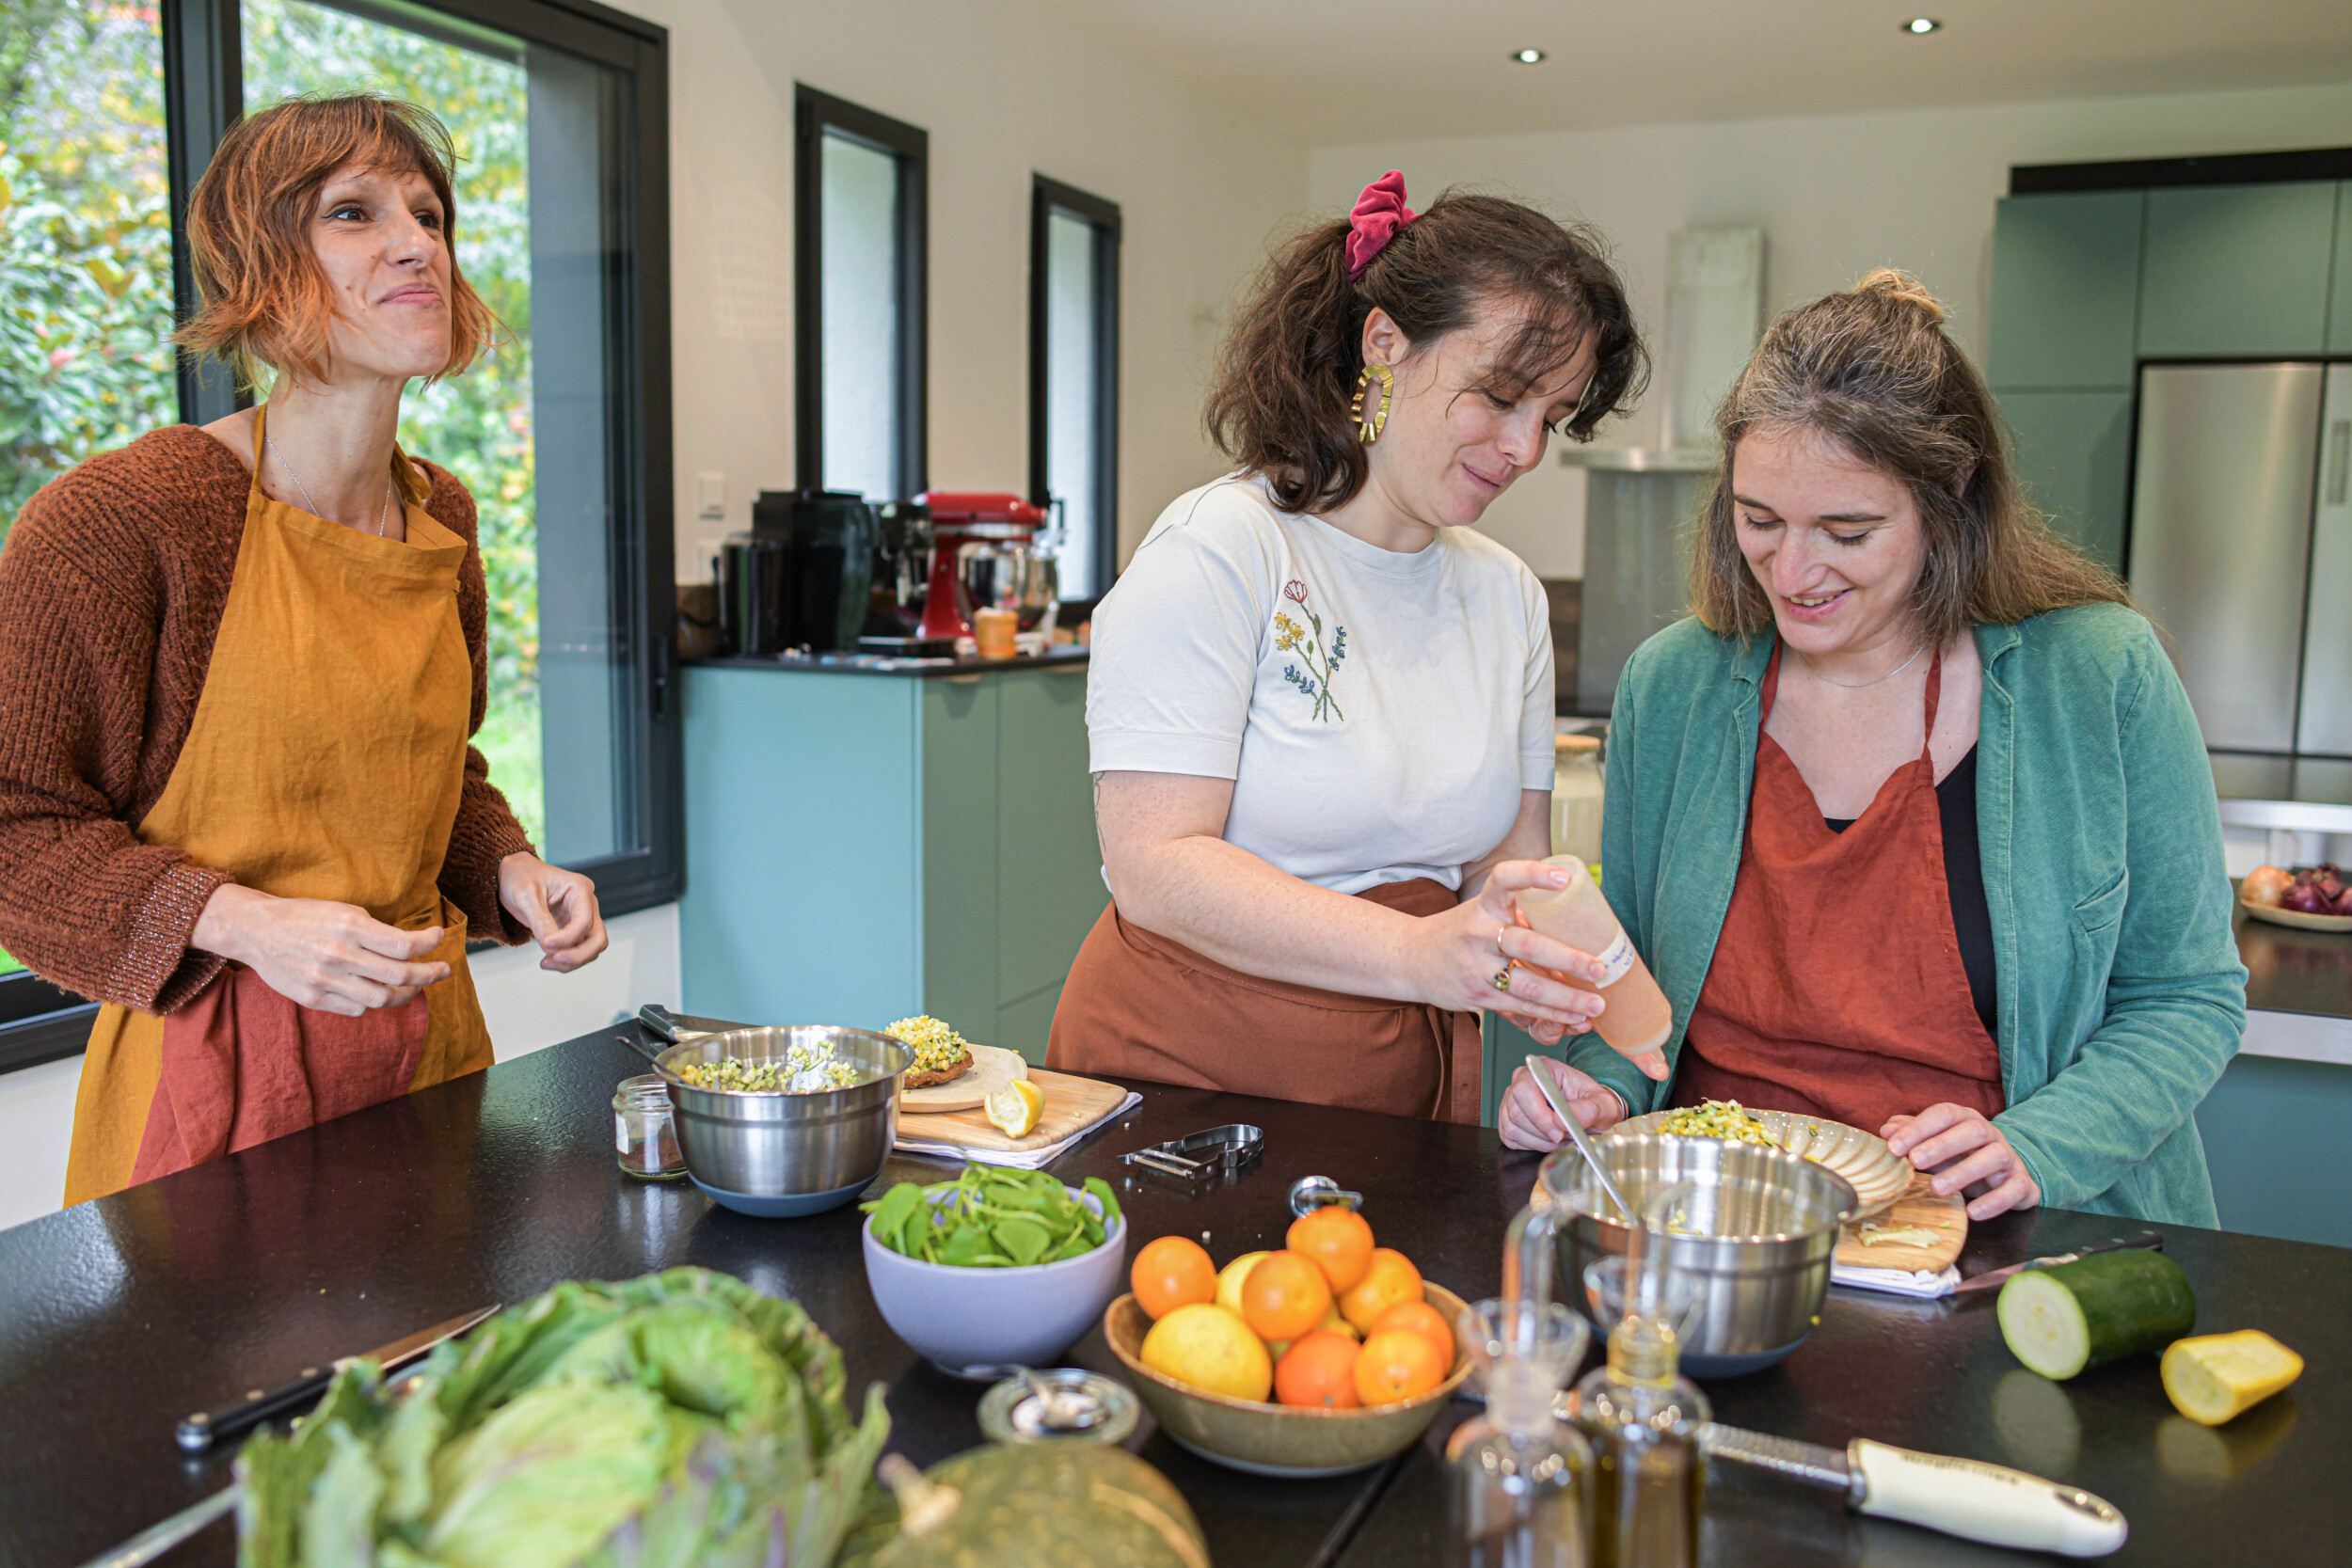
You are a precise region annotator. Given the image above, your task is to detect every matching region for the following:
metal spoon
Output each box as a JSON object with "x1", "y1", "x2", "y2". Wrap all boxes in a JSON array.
[{"x1": 1524, "y1": 1054, "x2": 1634, "y2": 1224}]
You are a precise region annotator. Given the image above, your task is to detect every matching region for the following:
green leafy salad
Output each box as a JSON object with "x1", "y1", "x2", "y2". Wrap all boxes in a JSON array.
[
  {"x1": 861, "y1": 1164, "x2": 1122, "y2": 1269},
  {"x1": 236, "y1": 1268, "x2": 890, "y2": 1568}
]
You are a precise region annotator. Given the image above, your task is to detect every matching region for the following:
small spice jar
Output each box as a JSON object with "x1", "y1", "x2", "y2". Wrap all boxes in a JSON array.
[
  {"x1": 613, "y1": 1074, "x2": 687, "y2": 1180},
  {"x1": 973, "y1": 606, "x2": 1020, "y2": 659},
  {"x1": 977, "y1": 1369, "x2": 1138, "y2": 1447}
]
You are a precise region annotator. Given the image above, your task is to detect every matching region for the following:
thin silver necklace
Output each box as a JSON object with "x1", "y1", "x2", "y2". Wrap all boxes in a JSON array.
[
  {"x1": 264, "y1": 421, "x2": 393, "y2": 537},
  {"x1": 1795, "y1": 641, "x2": 1926, "y2": 689}
]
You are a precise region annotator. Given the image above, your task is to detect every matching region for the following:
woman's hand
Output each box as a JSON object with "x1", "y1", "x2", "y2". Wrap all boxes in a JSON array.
[
  {"x1": 1883, "y1": 1103, "x2": 2042, "y2": 1221},
  {"x1": 192, "y1": 883, "x2": 450, "y2": 1016},
  {"x1": 499, "y1": 852, "x2": 608, "y2": 973},
  {"x1": 1498, "y1": 1059, "x2": 1626, "y2": 1151},
  {"x1": 1410, "y1": 859, "x2": 1608, "y2": 1037}
]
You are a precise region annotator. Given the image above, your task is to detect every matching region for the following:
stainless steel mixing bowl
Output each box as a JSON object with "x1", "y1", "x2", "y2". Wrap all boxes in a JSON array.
[
  {"x1": 638, "y1": 1024, "x2": 911, "y2": 1216},
  {"x1": 1535, "y1": 1133, "x2": 1859, "y2": 1376}
]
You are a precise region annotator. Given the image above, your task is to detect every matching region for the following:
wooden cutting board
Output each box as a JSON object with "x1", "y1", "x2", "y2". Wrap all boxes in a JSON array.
[
  {"x1": 899, "y1": 1043, "x2": 1028, "y2": 1113},
  {"x1": 1834, "y1": 1172, "x2": 1967, "y2": 1274},
  {"x1": 895, "y1": 1067, "x2": 1131, "y2": 1156}
]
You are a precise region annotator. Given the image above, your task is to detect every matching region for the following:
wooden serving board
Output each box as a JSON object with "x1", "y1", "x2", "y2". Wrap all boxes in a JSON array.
[
  {"x1": 895, "y1": 1067, "x2": 1131, "y2": 1156},
  {"x1": 1834, "y1": 1172, "x2": 1966, "y2": 1274}
]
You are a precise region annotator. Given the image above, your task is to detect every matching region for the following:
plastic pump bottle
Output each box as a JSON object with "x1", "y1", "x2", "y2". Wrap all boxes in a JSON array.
[{"x1": 1514, "y1": 854, "x2": 1674, "y2": 1062}]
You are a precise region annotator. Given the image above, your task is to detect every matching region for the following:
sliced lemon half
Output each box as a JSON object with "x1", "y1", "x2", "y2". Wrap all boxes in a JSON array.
[{"x1": 984, "y1": 1076, "x2": 1044, "y2": 1138}]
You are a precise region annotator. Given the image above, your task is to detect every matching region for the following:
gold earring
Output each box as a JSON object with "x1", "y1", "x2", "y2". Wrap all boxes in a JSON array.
[{"x1": 1352, "y1": 362, "x2": 1394, "y2": 444}]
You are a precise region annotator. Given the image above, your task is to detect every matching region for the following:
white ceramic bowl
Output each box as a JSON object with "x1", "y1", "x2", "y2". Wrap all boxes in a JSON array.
[{"x1": 862, "y1": 1187, "x2": 1128, "y2": 1376}]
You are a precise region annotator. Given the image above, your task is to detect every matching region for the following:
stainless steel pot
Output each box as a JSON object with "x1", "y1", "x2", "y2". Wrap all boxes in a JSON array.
[
  {"x1": 633, "y1": 1008, "x2": 909, "y2": 1216},
  {"x1": 1535, "y1": 1134, "x2": 1858, "y2": 1376}
]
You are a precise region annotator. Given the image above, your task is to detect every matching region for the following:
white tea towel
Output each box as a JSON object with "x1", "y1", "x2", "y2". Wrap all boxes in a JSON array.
[{"x1": 1831, "y1": 1262, "x2": 1962, "y2": 1298}]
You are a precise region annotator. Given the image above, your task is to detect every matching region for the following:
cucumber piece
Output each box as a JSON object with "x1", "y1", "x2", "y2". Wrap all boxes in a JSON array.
[{"x1": 1996, "y1": 1248, "x2": 2196, "y2": 1380}]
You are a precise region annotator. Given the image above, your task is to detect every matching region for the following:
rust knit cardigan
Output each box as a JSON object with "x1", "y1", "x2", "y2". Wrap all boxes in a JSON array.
[{"x1": 0, "y1": 423, "x2": 536, "y2": 1014}]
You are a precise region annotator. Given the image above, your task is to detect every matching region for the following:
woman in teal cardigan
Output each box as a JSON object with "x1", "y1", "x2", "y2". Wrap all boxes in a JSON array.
[{"x1": 1501, "y1": 272, "x2": 2244, "y2": 1227}]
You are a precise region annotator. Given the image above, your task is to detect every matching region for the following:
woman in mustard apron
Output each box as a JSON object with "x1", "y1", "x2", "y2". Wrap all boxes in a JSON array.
[{"x1": 0, "y1": 95, "x2": 606, "y2": 1204}]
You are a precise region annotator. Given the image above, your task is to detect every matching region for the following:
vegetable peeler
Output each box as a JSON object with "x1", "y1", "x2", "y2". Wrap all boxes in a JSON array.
[{"x1": 1118, "y1": 1124, "x2": 1263, "y2": 1185}]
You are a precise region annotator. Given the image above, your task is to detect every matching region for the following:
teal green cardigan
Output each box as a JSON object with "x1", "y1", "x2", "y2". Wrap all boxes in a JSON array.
[{"x1": 1567, "y1": 604, "x2": 2246, "y2": 1227}]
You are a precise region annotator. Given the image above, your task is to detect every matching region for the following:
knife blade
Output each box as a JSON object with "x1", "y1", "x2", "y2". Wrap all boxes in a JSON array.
[
  {"x1": 1950, "y1": 1232, "x2": 2163, "y2": 1300},
  {"x1": 1697, "y1": 1422, "x2": 2127, "y2": 1557},
  {"x1": 175, "y1": 1303, "x2": 499, "y2": 1452}
]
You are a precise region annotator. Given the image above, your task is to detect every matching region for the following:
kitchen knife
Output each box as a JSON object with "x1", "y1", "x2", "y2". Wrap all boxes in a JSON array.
[
  {"x1": 175, "y1": 1304, "x2": 499, "y2": 1453},
  {"x1": 1950, "y1": 1232, "x2": 2164, "y2": 1300},
  {"x1": 1697, "y1": 1422, "x2": 2127, "y2": 1558}
]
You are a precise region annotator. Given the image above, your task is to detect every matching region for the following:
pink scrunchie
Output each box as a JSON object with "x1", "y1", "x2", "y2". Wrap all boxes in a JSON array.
[{"x1": 1344, "y1": 170, "x2": 1417, "y2": 283}]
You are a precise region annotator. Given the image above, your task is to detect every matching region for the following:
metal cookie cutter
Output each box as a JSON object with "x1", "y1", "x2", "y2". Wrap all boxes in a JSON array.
[{"x1": 1119, "y1": 1124, "x2": 1264, "y2": 1186}]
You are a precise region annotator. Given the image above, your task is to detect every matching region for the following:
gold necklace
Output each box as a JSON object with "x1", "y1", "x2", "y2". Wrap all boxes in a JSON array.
[{"x1": 1795, "y1": 641, "x2": 1925, "y2": 689}]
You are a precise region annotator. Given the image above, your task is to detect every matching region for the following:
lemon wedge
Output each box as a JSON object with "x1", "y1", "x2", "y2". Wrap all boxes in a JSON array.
[{"x1": 984, "y1": 1077, "x2": 1043, "y2": 1138}]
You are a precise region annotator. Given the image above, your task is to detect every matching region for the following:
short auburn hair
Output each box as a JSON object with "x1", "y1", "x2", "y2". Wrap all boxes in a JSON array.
[{"x1": 175, "y1": 94, "x2": 496, "y2": 389}]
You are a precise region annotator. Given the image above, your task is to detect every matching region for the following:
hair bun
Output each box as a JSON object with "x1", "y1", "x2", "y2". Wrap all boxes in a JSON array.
[{"x1": 1854, "y1": 267, "x2": 1947, "y2": 325}]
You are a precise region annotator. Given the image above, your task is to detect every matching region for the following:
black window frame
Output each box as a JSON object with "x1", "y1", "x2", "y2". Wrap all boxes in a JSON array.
[
  {"x1": 1027, "y1": 175, "x2": 1120, "y2": 600},
  {"x1": 1, "y1": 0, "x2": 678, "y2": 1071},
  {"x1": 793, "y1": 84, "x2": 928, "y2": 499}
]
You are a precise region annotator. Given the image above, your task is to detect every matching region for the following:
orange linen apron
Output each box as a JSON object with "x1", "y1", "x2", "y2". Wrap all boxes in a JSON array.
[
  {"x1": 63, "y1": 409, "x2": 494, "y2": 1205},
  {"x1": 1046, "y1": 879, "x2": 1482, "y2": 1124},
  {"x1": 1674, "y1": 644, "x2": 2003, "y2": 1134}
]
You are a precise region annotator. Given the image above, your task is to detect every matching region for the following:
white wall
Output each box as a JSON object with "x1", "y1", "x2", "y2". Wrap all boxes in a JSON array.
[
  {"x1": 617, "y1": 0, "x2": 1308, "y2": 580},
  {"x1": 1310, "y1": 80, "x2": 2352, "y2": 578}
]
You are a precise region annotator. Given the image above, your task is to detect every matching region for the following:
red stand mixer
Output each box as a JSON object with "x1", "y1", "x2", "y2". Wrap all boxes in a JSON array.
[{"x1": 917, "y1": 491, "x2": 1053, "y2": 641}]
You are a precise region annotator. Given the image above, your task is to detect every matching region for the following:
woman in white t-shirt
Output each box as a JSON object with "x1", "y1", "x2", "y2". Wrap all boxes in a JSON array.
[{"x1": 1046, "y1": 174, "x2": 1652, "y2": 1122}]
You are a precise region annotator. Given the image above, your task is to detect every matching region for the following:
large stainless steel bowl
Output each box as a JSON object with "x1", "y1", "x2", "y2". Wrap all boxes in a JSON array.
[
  {"x1": 1535, "y1": 1134, "x2": 1858, "y2": 1376},
  {"x1": 644, "y1": 1025, "x2": 911, "y2": 1217}
]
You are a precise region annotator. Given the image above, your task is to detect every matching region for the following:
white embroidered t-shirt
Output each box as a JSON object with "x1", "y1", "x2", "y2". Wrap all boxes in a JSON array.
[{"x1": 1087, "y1": 473, "x2": 1556, "y2": 895}]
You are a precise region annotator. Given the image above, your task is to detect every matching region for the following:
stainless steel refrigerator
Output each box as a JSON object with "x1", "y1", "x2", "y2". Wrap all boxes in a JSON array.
[{"x1": 2128, "y1": 361, "x2": 2352, "y2": 802}]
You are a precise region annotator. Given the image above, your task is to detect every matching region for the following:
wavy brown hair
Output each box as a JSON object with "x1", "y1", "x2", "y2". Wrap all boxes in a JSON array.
[
  {"x1": 1689, "y1": 269, "x2": 2130, "y2": 643},
  {"x1": 176, "y1": 94, "x2": 498, "y2": 391},
  {"x1": 1204, "y1": 190, "x2": 1645, "y2": 515}
]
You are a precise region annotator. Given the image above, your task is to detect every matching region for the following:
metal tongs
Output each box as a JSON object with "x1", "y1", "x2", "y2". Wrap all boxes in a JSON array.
[{"x1": 1118, "y1": 1124, "x2": 1263, "y2": 1186}]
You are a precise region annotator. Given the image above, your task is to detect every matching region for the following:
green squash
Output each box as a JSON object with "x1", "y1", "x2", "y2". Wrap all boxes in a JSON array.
[{"x1": 865, "y1": 1444, "x2": 1209, "y2": 1568}]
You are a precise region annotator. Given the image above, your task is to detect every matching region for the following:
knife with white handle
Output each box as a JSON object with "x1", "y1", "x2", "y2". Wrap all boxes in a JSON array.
[{"x1": 1698, "y1": 1423, "x2": 2128, "y2": 1557}]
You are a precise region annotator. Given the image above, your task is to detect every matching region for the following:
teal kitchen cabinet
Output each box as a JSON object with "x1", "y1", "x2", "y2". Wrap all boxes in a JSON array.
[
  {"x1": 1986, "y1": 191, "x2": 2145, "y2": 388},
  {"x1": 2139, "y1": 182, "x2": 2340, "y2": 358},
  {"x1": 2330, "y1": 182, "x2": 2352, "y2": 354},
  {"x1": 1995, "y1": 389, "x2": 2135, "y2": 569},
  {"x1": 679, "y1": 657, "x2": 1107, "y2": 1063}
]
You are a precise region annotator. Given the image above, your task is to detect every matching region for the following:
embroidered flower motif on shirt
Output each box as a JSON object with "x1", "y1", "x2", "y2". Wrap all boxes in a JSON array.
[{"x1": 1273, "y1": 580, "x2": 1346, "y2": 722}]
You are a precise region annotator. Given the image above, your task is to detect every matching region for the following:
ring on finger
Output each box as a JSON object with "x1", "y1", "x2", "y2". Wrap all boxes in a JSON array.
[
  {"x1": 1496, "y1": 924, "x2": 1511, "y2": 958},
  {"x1": 1489, "y1": 965, "x2": 1515, "y2": 992}
]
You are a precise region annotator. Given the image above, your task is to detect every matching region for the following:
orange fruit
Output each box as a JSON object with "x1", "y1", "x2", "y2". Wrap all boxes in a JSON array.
[
  {"x1": 1240, "y1": 1251, "x2": 1333, "y2": 1343},
  {"x1": 1140, "y1": 1304, "x2": 1273, "y2": 1402},
  {"x1": 1274, "y1": 1331, "x2": 1363, "y2": 1409},
  {"x1": 1287, "y1": 1205, "x2": 1375, "y2": 1293},
  {"x1": 1131, "y1": 1235, "x2": 1217, "y2": 1321},
  {"x1": 1354, "y1": 1328, "x2": 1447, "y2": 1406},
  {"x1": 1338, "y1": 1247, "x2": 1423, "y2": 1335},
  {"x1": 1370, "y1": 1298, "x2": 1455, "y2": 1371}
]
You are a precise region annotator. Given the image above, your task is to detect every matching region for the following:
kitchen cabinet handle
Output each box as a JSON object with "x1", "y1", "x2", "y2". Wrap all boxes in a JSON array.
[{"x1": 2326, "y1": 419, "x2": 2348, "y2": 508}]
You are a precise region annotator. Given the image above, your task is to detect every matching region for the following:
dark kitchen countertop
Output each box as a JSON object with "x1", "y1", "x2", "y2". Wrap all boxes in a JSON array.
[
  {"x1": 2234, "y1": 901, "x2": 2352, "y2": 1021},
  {"x1": 3, "y1": 1026, "x2": 2344, "y2": 1567},
  {"x1": 692, "y1": 644, "x2": 1089, "y2": 678}
]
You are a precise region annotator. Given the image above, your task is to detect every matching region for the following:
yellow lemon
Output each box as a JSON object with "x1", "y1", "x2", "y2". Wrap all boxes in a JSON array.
[
  {"x1": 983, "y1": 1078, "x2": 1043, "y2": 1138},
  {"x1": 1214, "y1": 1251, "x2": 1271, "y2": 1316},
  {"x1": 1139, "y1": 1303, "x2": 1272, "y2": 1403}
]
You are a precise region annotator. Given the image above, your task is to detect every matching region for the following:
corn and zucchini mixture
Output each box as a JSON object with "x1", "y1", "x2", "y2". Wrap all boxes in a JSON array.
[
  {"x1": 883, "y1": 1013, "x2": 972, "y2": 1074},
  {"x1": 675, "y1": 1039, "x2": 867, "y2": 1093},
  {"x1": 1655, "y1": 1098, "x2": 1784, "y2": 1147}
]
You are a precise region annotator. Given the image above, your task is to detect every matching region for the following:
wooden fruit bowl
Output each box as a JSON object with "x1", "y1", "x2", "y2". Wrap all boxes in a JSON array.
[{"x1": 1103, "y1": 1282, "x2": 1475, "y2": 1479}]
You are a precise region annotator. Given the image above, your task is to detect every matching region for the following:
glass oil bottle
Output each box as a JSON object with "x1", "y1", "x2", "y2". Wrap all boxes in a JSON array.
[
  {"x1": 1448, "y1": 1196, "x2": 1596, "y2": 1568},
  {"x1": 1566, "y1": 1196, "x2": 1708, "y2": 1568}
]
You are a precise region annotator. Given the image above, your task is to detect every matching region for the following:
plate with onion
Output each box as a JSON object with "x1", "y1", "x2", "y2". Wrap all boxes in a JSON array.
[{"x1": 2240, "y1": 864, "x2": 2352, "y2": 933}]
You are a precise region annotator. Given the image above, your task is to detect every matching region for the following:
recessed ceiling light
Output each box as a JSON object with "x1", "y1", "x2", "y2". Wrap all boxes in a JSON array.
[
  {"x1": 1511, "y1": 47, "x2": 1547, "y2": 64},
  {"x1": 1903, "y1": 17, "x2": 1941, "y2": 33}
]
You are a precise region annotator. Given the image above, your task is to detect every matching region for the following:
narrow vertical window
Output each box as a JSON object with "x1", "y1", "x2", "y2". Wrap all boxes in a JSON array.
[
  {"x1": 794, "y1": 87, "x2": 925, "y2": 501},
  {"x1": 1029, "y1": 176, "x2": 1119, "y2": 600}
]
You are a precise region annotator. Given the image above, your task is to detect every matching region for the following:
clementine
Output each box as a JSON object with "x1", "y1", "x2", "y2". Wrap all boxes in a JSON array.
[
  {"x1": 1338, "y1": 1247, "x2": 1423, "y2": 1335},
  {"x1": 1131, "y1": 1235, "x2": 1217, "y2": 1321},
  {"x1": 1273, "y1": 1331, "x2": 1363, "y2": 1409},
  {"x1": 1370, "y1": 1298, "x2": 1455, "y2": 1371},
  {"x1": 1240, "y1": 1250, "x2": 1333, "y2": 1342},
  {"x1": 1287, "y1": 1204, "x2": 1375, "y2": 1293},
  {"x1": 1354, "y1": 1327, "x2": 1447, "y2": 1406}
]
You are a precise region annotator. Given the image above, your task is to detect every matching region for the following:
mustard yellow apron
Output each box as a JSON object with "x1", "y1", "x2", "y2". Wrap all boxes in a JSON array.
[{"x1": 64, "y1": 408, "x2": 495, "y2": 1205}]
